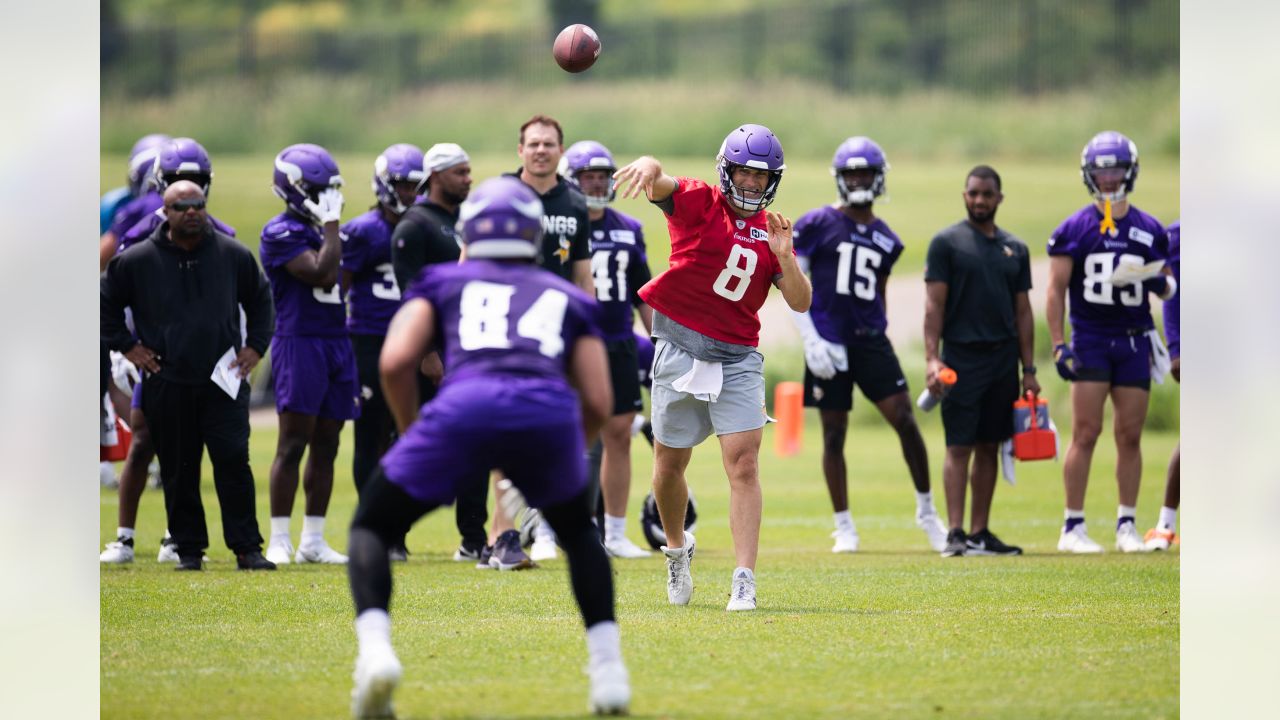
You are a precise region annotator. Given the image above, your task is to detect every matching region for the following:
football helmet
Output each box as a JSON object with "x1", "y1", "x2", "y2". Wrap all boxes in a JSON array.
[
  {"x1": 639, "y1": 490, "x2": 698, "y2": 550},
  {"x1": 127, "y1": 133, "x2": 171, "y2": 194},
  {"x1": 272, "y1": 143, "x2": 344, "y2": 218},
  {"x1": 716, "y1": 124, "x2": 785, "y2": 212},
  {"x1": 1081, "y1": 131, "x2": 1139, "y2": 202},
  {"x1": 559, "y1": 140, "x2": 617, "y2": 210},
  {"x1": 457, "y1": 176, "x2": 543, "y2": 260},
  {"x1": 372, "y1": 143, "x2": 426, "y2": 214},
  {"x1": 831, "y1": 136, "x2": 889, "y2": 206},
  {"x1": 153, "y1": 137, "x2": 213, "y2": 195}
]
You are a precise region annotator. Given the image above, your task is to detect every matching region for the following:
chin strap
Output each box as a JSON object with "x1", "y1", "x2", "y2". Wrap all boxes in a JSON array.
[{"x1": 1099, "y1": 197, "x2": 1118, "y2": 237}]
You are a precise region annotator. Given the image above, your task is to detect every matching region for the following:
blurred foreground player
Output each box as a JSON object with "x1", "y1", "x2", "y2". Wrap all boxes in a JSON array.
[
  {"x1": 1146, "y1": 220, "x2": 1180, "y2": 550},
  {"x1": 346, "y1": 177, "x2": 628, "y2": 717}
]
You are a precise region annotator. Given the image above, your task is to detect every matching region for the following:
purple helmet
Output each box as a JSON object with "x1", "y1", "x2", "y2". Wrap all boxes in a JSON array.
[
  {"x1": 830, "y1": 136, "x2": 890, "y2": 206},
  {"x1": 372, "y1": 143, "x2": 426, "y2": 214},
  {"x1": 272, "y1": 143, "x2": 343, "y2": 217},
  {"x1": 457, "y1": 176, "x2": 543, "y2": 260},
  {"x1": 559, "y1": 140, "x2": 617, "y2": 210},
  {"x1": 153, "y1": 137, "x2": 213, "y2": 196},
  {"x1": 127, "y1": 133, "x2": 171, "y2": 194},
  {"x1": 716, "y1": 124, "x2": 785, "y2": 212},
  {"x1": 1081, "y1": 131, "x2": 1139, "y2": 202}
]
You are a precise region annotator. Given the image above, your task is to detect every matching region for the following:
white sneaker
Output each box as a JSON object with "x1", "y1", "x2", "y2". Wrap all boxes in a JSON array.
[
  {"x1": 296, "y1": 539, "x2": 349, "y2": 564},
  {"x1": 530, "y1": 536, "x2": 559, "y2": 562},
  {"x1": 587, "y1": 659, "x2": 631, "y2": 716},
  {"x1": 100, "y1": 538, "x2": 134, "y2": 564},
  {"x1": 604, "y1": 536, "x2": 652, "y2": 559},
  {"x1": 831, "y1": 527, "x2": 859, "y2": 553},
  {"x1": 661, "y1": 531, "x2": 695, "y2": 606},
  {"x1": 1058, "y1": 524, "x2": 1104, "y2": 554},
  {"x1": 726, "y1": 568, "x2": 757, "y2": 611},
  {"x1": 916, "y1": 509, "x2": 949, "y2": 552},
  {"x1": 100, "y1": 461, "x2": 118, "y2": 489},
  {"x1": 156, "y1": 533, "x2": 208, "y2": 563},
  {"x1": 266, "y1": 534, "x2": 294, "y2": 565},
  {"x1": 1115, "y1": 521, "x2": 1149, "y2": 553},
  {"x1": 351, "y1": 645, "x2": 402, "y2": 719}
]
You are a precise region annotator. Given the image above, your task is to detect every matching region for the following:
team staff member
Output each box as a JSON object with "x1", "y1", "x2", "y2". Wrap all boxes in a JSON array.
[
  {"x1": 614, "y1": 123, "x2": 812, "y2": 612},
  {"x1": 101, "y1": 180, "x2": 275, "y2": 571},
  {"x1": 923, "y1": 165, "x2": 1038, "y2": 558}
]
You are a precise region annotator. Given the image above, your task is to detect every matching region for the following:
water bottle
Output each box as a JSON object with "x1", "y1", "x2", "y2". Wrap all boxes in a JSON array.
[{"x1": 916, "y1": 367, "x2": 957, "y2": 412}]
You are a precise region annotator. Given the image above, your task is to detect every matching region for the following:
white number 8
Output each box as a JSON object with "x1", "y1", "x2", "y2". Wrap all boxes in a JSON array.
[{"x1": 712, "y1": 245, "x2": 758, "y2": 302}]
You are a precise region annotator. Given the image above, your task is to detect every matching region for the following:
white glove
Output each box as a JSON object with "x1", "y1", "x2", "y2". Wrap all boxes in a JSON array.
[
  {"x1": 109, "y1": 350, "x2": 140, "y2": 395},
  {"x1": 1109, "y1": 256, "x2": 1164, "y2": 288},
  {"x1": 303, "y1": 187, "x2": 344, "y2": 224},
  {"x1": 803, "y1": 336, "x2": 847, "y2": 380}
]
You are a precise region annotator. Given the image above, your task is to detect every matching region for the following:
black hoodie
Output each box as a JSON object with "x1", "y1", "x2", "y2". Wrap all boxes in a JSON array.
[
  {"x1": 504, "y1": 169, "x2": 590, "y2": 282},
  {"x1": 101, "y1": 221, "x2": 274, "y2": 386}
]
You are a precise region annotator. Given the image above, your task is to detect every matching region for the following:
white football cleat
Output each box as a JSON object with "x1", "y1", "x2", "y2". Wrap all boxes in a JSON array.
[
  {"x1": 296, "y1": 539, "x2": 349, "y2": 564},
  {"x1": 725, "y1": 568, "x2": 757, "y2": 612},
  {"x1": 831, "y1": 527, "x2": 859, "y2": 554},
  {"x1": 100, "y1": 538, "x2": 134, "y2": 564},
  {"x1": 604, "y1": 536, "x2": 652, "y2": 559},
  {"x1": 351, "y1": 645, "x2": 401, "y2": 720},
  {"x1": 916, "y1": 509, "x2": 949, "y2": 552},
  {"x1": 1058, "y1": 524, "x2": 1104, "y2": 554},
  {"x1": 530, "y1": 536, "x2": 558, "y2": 562},
  {"x1": 265, "y1": 535, "x2": 294, "y2": 565},
  {"x1": 662, "y1": 532, "x2": 695, "y2": 606},
  {"x1": 100, "y1": 461, "x2": 119, "y2": 489},
  {"x1": 587, "y1": 659, "x2": 631, "y2": 716},
  {"x1": 1115, "y1": 521, "x2": 1149, "y2": 553}
]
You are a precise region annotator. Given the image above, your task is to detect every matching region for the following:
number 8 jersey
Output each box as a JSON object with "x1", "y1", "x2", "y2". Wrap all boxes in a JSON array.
[
  {"x1": 1047, "y1": 204, "x2": 1169, "y2": 335},
  {"x1": 638, "y1": 178, "x2": 785, "y2": 347}
]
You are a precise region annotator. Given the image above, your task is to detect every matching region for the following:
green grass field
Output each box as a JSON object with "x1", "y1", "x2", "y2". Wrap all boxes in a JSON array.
[{"x1": 101, "y1": 415, "x2": 1179, "y2": 719}]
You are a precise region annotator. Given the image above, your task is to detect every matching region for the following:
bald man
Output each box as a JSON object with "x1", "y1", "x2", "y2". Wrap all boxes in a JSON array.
[{"x1": 102, "y1": 180, "x2": 277, "y2": 570}]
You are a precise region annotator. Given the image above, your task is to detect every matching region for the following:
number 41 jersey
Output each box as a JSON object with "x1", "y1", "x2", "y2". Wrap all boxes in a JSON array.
[
  {"x1": 404, "y1": 260, "x2": 603, "y2": 388},
  {"x1": 638, "y1": 178, "x2": 784, "y2": 347}
]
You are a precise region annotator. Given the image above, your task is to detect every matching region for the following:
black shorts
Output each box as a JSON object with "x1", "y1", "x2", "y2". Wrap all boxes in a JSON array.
[
  {"x1": 940, "y1": 339, "x2": 1019, "y2": 447},
  {"x1": 803, "y1": 334, "x2": 908, "y2": 411},
  {"x1": 607, "y1": 337, "x2": 643, "y2": 416}
]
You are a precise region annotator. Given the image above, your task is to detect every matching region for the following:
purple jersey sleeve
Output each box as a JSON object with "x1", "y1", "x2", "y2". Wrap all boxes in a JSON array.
[
  {"x1": 797, "y1": 206, "x2": 901, "y2": 343},
  {"x1": 1163, "y1": 221, "x2": 1180, "y2": 358},
  {"x1": 260, "y1": 212, "x2": 347, "y2": 337},
  {"x1": 119, "y1": 209, "x2": 237, "y2": 252},
  {"x1": 589, "y1": 208, "x2": 651, "y2": 341},
  {"x1": 341, "y1": 210, "x2": 400, "y2": 336},
  {"x1": 108, "y1": 192, "x2": 162, "y2": 239}
]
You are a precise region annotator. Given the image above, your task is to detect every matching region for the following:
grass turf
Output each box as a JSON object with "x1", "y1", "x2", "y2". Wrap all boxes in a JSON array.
[{"x1": 101, "y1": 416, "x2": 1178, "y2": 719}]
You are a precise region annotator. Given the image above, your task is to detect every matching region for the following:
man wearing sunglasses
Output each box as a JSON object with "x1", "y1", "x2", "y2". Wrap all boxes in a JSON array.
[{"x1": 101, "y1": 180, "x2": 276, "y2": 571}]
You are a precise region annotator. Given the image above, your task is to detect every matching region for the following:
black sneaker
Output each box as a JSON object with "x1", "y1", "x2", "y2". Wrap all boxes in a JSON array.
[
  {"x1": 389, "y1": 545, "x2": 410, "y2": 562},
  {"x1": 941, "y1": 528, "x2": 967, "y2": 557},
  {"x1": 475, "y1": 544, "x2": 494, "y2": 570},
  {"x1": 236, "y1": 550, "x2": 278, "y2": 571},
  {"x1": 452, "y1": 543, "x2": 482, "y2": 562},
  {"x1": 966, "y1": 528, "x2": 1023, "y2": 556},
  {"x1": 174, "y1": 556, "x2": 203, "y2": 571}
]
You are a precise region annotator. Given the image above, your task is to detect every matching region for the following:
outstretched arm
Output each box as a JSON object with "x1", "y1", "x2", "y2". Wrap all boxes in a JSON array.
[{"x1": 613, "y1": 156, "x2": 678, "y2": 204}]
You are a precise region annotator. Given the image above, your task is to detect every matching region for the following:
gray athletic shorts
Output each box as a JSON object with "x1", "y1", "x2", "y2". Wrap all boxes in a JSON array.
[{"x1": 650, "y1": 339, "x2": 769, "y2": 448}]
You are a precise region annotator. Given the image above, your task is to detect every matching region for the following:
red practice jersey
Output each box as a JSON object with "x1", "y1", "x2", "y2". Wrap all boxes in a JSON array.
[{"x1": 638, "y1": 178, "x2": 785, "y2": 347}]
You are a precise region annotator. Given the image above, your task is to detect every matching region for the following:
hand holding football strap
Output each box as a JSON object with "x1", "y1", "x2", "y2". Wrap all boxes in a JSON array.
[
  {"x1": 1053, "y1": 343, "x2": 1079, "y2": 381},
  {"x1": 304, "y1": 187, "x2": 344, "y2": 224}
]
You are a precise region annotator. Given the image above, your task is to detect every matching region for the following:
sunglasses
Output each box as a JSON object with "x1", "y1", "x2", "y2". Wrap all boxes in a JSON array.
[{"x1": 168, "y1": 199, "x2": 207, "y2": 212}]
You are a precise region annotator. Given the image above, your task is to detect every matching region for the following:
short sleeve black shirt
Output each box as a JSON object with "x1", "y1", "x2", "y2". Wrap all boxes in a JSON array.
[{"x1": 924, "y1": 221, "x2": 1032, "y2": 343}]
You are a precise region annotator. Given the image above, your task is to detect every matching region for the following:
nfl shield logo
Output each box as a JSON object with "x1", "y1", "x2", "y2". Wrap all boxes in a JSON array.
[{"x1": 735, "y1": 220, "x2": 745, "y2": 229}]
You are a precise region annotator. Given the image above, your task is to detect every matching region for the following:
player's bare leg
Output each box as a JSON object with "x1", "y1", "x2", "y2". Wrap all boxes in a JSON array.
[
  {"x1": 818, "y1": 410, "x2": 849, "y2": 512},
  {"x1": 1059, "y1": 381, "x2": 1110, "y2": 552},
  {"x1": 302, "y1": 416, "x2": 343, "y2": 518},
  {"x1": 1164, "y1": 446, "x2": 1180, "y2": 509},
  {"x1": 600, "y1": 411, "x2": 648, "y2": 557},
  {"x1": 1109, "y1": 386, "x2": 1149, "y2": 508},
  {"x1": 719, "y1": 428, "x2": 763, "y2": 569},
  {"x1": 873, "y1": 392, "x2": 930, "y2": 493},
  {"x1": 117, "y1": 408, "x2": 154, "y2": 531},
  {"x1": 652, "y1": 442, "x2": 693, "y2": 548},
  {"x1": 942, "y1": 445, "x2": 973, "y2": 530},
  {"x1": 267, "y1": 411, "x2": 313, "y2": 563},
  {"x1": 487, "y1": 472, "x2": 533, "y2": 570}
]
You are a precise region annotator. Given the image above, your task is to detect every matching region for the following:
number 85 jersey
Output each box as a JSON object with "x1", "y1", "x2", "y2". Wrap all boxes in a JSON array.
[
  {"x1": 638, "y1": 178, "x2": 785, "y2": 347},
  {"x1": 793, "y1": 205, "x2": 902, "y2": 343}
]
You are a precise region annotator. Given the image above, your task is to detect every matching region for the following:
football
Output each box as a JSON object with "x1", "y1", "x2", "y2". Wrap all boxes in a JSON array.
[{"x1": 553, "y1": 23, "x2": 601, "y2": 73}]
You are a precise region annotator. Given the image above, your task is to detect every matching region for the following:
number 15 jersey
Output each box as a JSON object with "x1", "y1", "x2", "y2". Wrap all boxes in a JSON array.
[{"x1": 637, "y1": 178, "x2": 784, "y2": 347}]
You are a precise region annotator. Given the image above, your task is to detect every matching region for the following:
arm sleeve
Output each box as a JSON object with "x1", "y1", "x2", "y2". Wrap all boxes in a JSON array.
[
  {"x1": 391, "y1": 218, "x2": 428, "y2": 292},
  {"x1": 883, "y1": 235, "x2": 905, "y2": 274},
  {"x1": 923, "y1": 234, "x2": 951, "y2": 283},
  {"x1": 1016, "y1": 244, "x2": 1033, "y2": 292},
  {"x1": 665, "y1": 178, "x2": 714, "y2": 226},
  {"x1": 238, "y1": 249, "x2": 276, "y2": 355},
  {"x1": 570, "y1": 208, "x2": 592, "y2": 263},
  {"x1": 792, "y1": 212, "x2": 816, "y2": 257},
  {"x1": 100, "y1": 257, "x2": 137, "y2": 353},
  {"x1": 259, "y1": 226, "x2": 311, "y2": 270},
  {"x1": 628, "y1": 247, "x2": 653, "y2": 306},
  {"x1": 1046, "y1": 217, "x2": 1075, "y2": 257},
  {"x1": 340, "y1": 222, "x2": 369, "y2": 273}
]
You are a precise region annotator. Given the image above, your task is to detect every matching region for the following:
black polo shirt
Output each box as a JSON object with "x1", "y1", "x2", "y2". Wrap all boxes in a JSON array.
[{"x1": 923, "y1": 220, "x2": 1031, "y2": 344}]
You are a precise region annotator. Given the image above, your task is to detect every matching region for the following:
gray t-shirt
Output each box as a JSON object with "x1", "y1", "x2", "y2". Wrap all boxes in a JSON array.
[{"x1": 652, "y1": 310, "x2": 755, "y2": 362}]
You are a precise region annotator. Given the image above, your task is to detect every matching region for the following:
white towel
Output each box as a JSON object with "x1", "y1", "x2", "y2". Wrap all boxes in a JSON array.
[
  {"x1": 999, "y1": 440, "x2": 1016, "y2": 485},
  {"x1": 672, "y1": 359, "x2": 724, "y2": 402},
  {"x1": 1146, "y1": 329, "x2": 1172, "y2": 385}
]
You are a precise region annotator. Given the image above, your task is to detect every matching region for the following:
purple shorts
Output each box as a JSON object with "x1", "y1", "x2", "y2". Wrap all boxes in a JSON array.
[
  {"x1": 1071, "y1": 330, "x2": 1152, "y2": 390},
  {"x1": 271, "y1": 335, "x2": 361, "y2": 420},
  {"x1": 380, "y1": 378, "x2": 587, "y2": 508}
]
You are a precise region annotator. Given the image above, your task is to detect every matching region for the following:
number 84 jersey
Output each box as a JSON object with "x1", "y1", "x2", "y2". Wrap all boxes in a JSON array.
[
  {"x1": 793, "y1": 205, "x2": 903, "y2": 344},
  {"x1": 1047, "y1": 204, "x2": 1168, "y2": 335},
  {"x1": 638, "y1": 178, "x2": 785, "y2": 347}
]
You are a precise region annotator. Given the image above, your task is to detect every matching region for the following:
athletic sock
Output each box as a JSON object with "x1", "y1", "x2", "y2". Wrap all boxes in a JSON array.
[
  {"x1": 1158, "y1": 506, "x2": 1178, "y2": 532},
  {"x1": 604, "y1": 514, "x2": 627, "y2": 543},
  {"x1": 1117, "y1": 505, "x2": 1137, "y2": 530},
  {"x1": 1064, "y1": 509, "x2": 1085, "y2": 532},
  {"x1": 534, "y1": 518, "x2": 557, "y2": 543},
  {"x1": 301, "y1": 515, "x2": 326, "y2": 545},
  {"x1": 915, "y1": 492, "x2": 935, "y2": 516},
  {"x1": 355, "y1": 609, "x2": 391, "y2": 654},
  {"x1": 833, "y1": 510, "x2": 855, "y2": 533},
  {"x1": 585, "y1": 621, "x2": 622, "y2": 669},
  {"x1": 270, "y1": 516, "x2": 291, "y2": 538},
  {"x1": 117, "y1": 527, "x2": 135, "y2": 541}
]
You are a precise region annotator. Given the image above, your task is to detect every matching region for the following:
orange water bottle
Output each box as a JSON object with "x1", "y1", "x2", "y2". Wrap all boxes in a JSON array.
[{"x1": 916, "y1": 367, "x2": 957, "y2": 412}]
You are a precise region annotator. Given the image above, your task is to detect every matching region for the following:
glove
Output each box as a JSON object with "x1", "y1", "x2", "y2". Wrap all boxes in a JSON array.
[
  {"x1": 1053, "y1": 343, "x2": 1079, "y2": 381},
  {"x1": 109, "y1": 350, "x2": 140, "y2": 394},
  {"x1": 803, "y1": 336, "x2": 846, "y2": 380},
  {"x1": 303, "y1": 187, "x2": 344, "y2": 224}
]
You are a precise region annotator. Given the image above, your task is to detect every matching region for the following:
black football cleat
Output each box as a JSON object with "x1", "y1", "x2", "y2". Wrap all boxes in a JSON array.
[{"x1": 174, "y1": 556, "x2": 203, "y2": 571}]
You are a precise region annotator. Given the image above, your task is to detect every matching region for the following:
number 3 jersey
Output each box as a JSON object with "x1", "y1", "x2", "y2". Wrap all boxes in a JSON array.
[
  {"x1": 259, "y1": 211, "x2": 348, "y2": 337},
  {"x1": 793, "y1": 205, "x2": 903, "y2": 343},
  {"x1": 589, "y1": 208, "x2": 651, "y2": 341},
  {"x1": 403, "y1": 260, "x2": 603, "y2": 389},
  {"x1": 341, "y1": 209, "x2": 399, "y2": 337},
  {"x1": 1047, "y1": 204, "x2": 1169, "y2": 335},
  {"x1": 638, "y1": 178, "x2": 784, "y2": 347}
]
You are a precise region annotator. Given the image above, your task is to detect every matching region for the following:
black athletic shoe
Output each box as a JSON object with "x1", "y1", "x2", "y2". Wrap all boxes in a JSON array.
[
  {"x1": 389, "y1": 545, "x2": 410, "y2": 562},
  {"x1": 174, "y1": 556, "x2": 203, "y2": 571},
  {"x1": 236, "y1": 550, "x2": 277, "y2": 571},
  {"x1": 965, "y1": 528, "x2": 1023, "y2": 556},
  {"x1": 941, "y1": 528, "x2": 967, "y2": 557}
]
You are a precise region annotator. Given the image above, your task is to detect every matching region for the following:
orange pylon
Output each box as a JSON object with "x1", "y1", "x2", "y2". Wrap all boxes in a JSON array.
[{"x1": 773, "y1": 381, "x2": 803, "y2": 457}]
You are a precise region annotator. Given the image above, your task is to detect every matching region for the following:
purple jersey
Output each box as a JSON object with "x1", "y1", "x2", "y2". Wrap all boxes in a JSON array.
[
  {"x1": 1048, "y1": 204, "x2": 1169, "y2": 335},
  {"x1": 259, "y1": 211, "x2": 347, "y2": 337},
  {"x1": 403, "y1": 260, "x2": 602, "y2": 389},
  {"x1": 1164, "y1": 220, "x2": 1180, "y2": 358},
  {"x1": 341, "y1": 209, "x2": 400, "y2": 336},
  {"x1": 107, "y1": 191, "x2": 162, "y2": 239},
  {"x1": 588, "y1": 208, "x2": 650, "y2": 341},
  {"x1": 118, "y1": 206, "x2": 236, "y2": 252},
  {"x1": 794, "y1": 205, "x2": 903, "y2": 342}
]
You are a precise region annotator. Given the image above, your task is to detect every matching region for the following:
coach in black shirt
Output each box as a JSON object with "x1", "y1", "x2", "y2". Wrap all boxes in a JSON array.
[
  {"x1": 101, "y1": 180, "x2": 275, "y2": 571},
  {"x1": 923, "y1": 165, "x2": 1039, "y2": 558}
]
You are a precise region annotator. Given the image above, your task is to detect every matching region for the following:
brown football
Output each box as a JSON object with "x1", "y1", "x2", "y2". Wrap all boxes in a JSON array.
[{"x1": 553, "y1": 24, "x2": 601, "y2": 73}]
